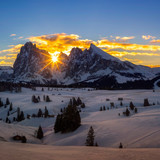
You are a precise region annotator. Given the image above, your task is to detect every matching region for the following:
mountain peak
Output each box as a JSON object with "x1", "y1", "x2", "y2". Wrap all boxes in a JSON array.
[{"x1": 89, "y1": 43, "x2": 119, "y2": 61}]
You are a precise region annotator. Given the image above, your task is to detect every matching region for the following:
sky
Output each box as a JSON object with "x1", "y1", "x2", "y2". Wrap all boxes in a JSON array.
[{"x1": 0, "y1": 0, "x2": 160, "y2": 67}]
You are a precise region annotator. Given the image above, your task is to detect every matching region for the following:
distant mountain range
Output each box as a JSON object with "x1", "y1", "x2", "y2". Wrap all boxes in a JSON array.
[{"x1": 0, "y1": 42, "x2": 160, "y2": 89}]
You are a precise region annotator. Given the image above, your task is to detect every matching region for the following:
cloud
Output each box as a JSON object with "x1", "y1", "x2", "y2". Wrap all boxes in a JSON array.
[
  {"x1": 142, "y1": 35, "x2": 156, "y2": 40},
  {"x1": 10, "y1": 34, "x2": 16, "y2": 37},
  {"x1": 146, "y1": 64, "x2": 160, "y2": 68},
  {"x1": 123, "y1": 57, "x2": 144, "y2": 64},
  {"x1": 18, "y1": 36, "x2": 23, "y2": 39},
  {"x1": 27, "y1": 33, "x2": 94, "y2": 55},
  {"x1": 0, "y1": 60, "x2": 13, "y2": 65},
  {"x1": 0, "y1": 33, "x2": 160, "y2": 67},
  {"x1": 150, "y1": 39, "x2": 160, "y2": 44},
  {"x1": 0, "y1": 44, "x2": 23, "y2": 54},
  {"x1": 115, "y1": 36, "x2": 135, "y2": 42}
]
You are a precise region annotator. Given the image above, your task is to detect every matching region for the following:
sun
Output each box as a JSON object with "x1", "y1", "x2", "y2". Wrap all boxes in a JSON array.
[{"x1": 51, "y1": 54, "x2": 58, "y2": 63}]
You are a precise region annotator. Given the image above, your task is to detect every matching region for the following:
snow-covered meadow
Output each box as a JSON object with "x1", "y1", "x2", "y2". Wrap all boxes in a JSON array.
[{"x1": 0, "y1": 87, "x2": 160, "y2": 148}]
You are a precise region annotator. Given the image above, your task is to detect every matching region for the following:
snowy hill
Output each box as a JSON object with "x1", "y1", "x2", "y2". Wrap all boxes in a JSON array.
[{"x1": 1, "y1": 87, "x2": 160, "y2": 148}]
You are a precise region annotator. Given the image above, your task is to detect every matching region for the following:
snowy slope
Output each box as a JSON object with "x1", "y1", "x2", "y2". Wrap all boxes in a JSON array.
[
  {"x1": 0, "y1": 142, "x2": 160, "y2": 160},
  {"x1": 0, "y1": 87, "x2": 160, "y2": 148}
]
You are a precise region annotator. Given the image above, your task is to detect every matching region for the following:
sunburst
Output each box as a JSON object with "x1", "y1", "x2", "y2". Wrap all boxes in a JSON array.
[{"x1": 38, "y1": 51, "x2": 64, "y2": 73}]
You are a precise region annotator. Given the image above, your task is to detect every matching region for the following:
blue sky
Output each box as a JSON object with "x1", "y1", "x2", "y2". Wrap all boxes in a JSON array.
[{"x1": 0, "y1": 0, "x2": 160, "y2": 66}]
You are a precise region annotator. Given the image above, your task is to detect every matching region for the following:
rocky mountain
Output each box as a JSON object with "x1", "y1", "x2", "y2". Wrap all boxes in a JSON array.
[
  {"x1": 13, "y1": 42, "x2": 67, "y2": 84},
  {"x1": 1, "y1": 42, "x2": 160, "y2": 89}
]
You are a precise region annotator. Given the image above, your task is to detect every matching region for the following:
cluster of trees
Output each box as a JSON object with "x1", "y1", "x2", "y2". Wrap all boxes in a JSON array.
[
  {"x1": 54, "y1": 100, "x2": 81, "y2": 133},
  {"x1": 100, "y1": 106, "x2": 106, "y2": 111},
  {"x1": 43, "y1": 95, "x2": 51, "y2": 102},
  {"x1": 123, "y1": 102, "x2": 138, "y2": 117},
  {"x1": 32, "y1": 95, "x2": 40, "y2": 103}
]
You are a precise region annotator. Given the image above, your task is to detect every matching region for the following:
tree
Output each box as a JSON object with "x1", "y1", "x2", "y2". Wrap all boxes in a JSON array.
[
  {"x1": 37, "y1": 126, "x2": 43, "y2": 139},
  {"x1": 77, "y1": 97, "x2": 82, "y2": 105},
  {"x1": 46, "y1": 95, "x2": 51, "y2": 102},
  {"x1": 44, "y1": 106, "x2": 49, "y2": 118},
  {"x1": 129, "y1": 102, "x2": 135, "y2": 110},
  {"x1": 85, "y1": 126, "x2": 95, "y2": 146},
  {"x1": 6, "y1": 98, "x2": 10, "y2": 105},
  {"x1": 54, "y1": 103, "x2": 81, "y2": 133},
  {"x1": 126, "y1": 108, "x2": 130, "y2": 116},
  {"x1": 144, "y1": 98, "x2": 150, "y2": 106},
  {"x1": 134, "y1": 107, "x2": 138, "y2": 113},
  {"x1": 119, "y1": 142, "x2": 123, "y2": 148},
  {"x1": 9, "y1": 103, "x2": 13, "y2": 111},
  {"x1": 37, "y1": 109, "x2": 43, "y2": 117}
]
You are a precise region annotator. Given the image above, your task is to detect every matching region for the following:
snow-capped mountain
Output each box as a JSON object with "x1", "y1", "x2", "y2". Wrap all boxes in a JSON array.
[
  {"x1": 13, "y1": 42, "x2": 67, "y2": 84},
  {"x1": 3, "y1": 42, "x2": 160, "y2": 88}
]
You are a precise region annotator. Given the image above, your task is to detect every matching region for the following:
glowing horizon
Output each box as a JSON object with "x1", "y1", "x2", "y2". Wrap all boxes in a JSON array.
[{"x1": 0, "y1": 33, "x2": 160, "y2": 68}]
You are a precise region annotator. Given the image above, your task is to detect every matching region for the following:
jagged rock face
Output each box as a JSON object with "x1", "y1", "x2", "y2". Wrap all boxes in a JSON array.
[
  {"x1": 12, "y1": 42, "x2": 160, "y2": 86},
  {"x1": 65, "y1": 44, "x2": 136, "y2": 81},
  {"x1": 13, "y1": 42, "x2": 53, "y2": 79}
]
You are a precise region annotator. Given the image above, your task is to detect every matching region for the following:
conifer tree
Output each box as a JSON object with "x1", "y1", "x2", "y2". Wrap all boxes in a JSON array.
[
  {"x1": 9, "y1": 103, "x2": 13, "y2": 111},
  {"x1": 44, "y1": 106, "x2": 49, "y2": 118},
  {"x1": 126, "y1": 108, "x2": 130, "y2": 116},
  {"x1": 85, "y1": 126, "x2": 95, "y2": 146},
  {"x1": 46, "y1": 95, "x2": 51, "y2": 102},
  {"x1": 37, "y1": 126, "x2": 43, "y2": 139},
  {"x1": 37, "y1": 108, "x2": 43, "y2": 117},
  {"x1": 6, "y1": 98, "x2": 10, "y2": 105},
  {"x1": 144, "y1": 98, "x2": 150, "y2": 106},
  {"x1": 129, "y1": 102, "x2": 135, "y2": 110}
]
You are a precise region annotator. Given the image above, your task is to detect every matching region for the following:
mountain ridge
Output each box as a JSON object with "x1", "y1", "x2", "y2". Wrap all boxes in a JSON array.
[{"x1": 0, "y1": 42, "x2": 160, "y2": 89}]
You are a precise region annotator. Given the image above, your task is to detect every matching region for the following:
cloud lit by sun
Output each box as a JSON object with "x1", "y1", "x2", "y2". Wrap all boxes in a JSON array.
[{"x1": 0, "y1": 33, "x2": 160, "y2": 67}]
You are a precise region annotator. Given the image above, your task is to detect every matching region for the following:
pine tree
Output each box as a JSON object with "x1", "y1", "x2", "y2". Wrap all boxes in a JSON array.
[
  {"x1": 54, "y1": 103, "x2": 81, "y2": 133},
  {"x1": 6, "y1": 98, "x2": 10, "y2": 105},
  {"x1": 85, "y1": 126, "x2": 95, "y2": 146},
  {"x1": 46, "y1": 95, "x2": 51, "y2": 102},
  {"x1": 9, "y1": 103, "x2": 13, "y2": 111},
  {"x1": 134, "y1": 107, "x2": 138, "y2": 113},
  {"x1": 129, "y1": 102, "x2": 135, "y2": 110},
  {"x1": 144, "y1": 98, "x2": 150, "y2": 106},
  {"x1": 119, "y1": 142, "x2": 123, "y2": 148},
  {"x1": 44, "y1": 106, "x2": 49, "y2": 118},
  {"x1": 126, "y1": 108, "x2": 130, "y2": 116},
  {"x1": 77, "y1": 97, "x2": 82, "y2": 105},
  {"x1": 37, "y1": 126, "x2": 43, "y2": 139},
  {"x1": 37, "y1": 109, "x2": 43, "y2": 117}
]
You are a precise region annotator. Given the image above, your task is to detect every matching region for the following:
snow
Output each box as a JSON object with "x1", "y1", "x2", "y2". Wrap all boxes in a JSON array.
[
  {"x1": 0, "y1": 142, "x2": 160, "y2": 160},
  {"x1": 1, "y1": 87, "x2": 160, "y2": 149},
  {"x1": 90, "y1": 44, "x2": 120, "y2": 62}
]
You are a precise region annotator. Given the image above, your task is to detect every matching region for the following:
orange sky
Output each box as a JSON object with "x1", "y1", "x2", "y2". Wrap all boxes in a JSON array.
[{"x1": 0, "y1": 33, "x2": 160, "y2": 67}]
